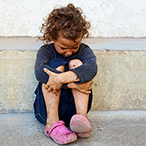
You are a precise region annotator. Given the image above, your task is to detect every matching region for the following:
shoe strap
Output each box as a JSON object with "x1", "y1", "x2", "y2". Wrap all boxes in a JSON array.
[{"x1": 44, "y1": 121, "x2": 65, "y2": 136}]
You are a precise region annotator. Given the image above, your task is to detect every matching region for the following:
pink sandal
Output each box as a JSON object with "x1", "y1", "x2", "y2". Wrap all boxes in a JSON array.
[
  {"x1": 44, "y1": 121, "x2": 77, "y2": 145},
  {"x1": 70, "y1": 114, "x2": 92, "y2": 138}
]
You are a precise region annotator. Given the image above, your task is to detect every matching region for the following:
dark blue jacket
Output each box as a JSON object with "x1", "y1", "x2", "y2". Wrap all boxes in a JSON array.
[{"x1": 35, "y1": 43, "x2": 97, "y2": 86}]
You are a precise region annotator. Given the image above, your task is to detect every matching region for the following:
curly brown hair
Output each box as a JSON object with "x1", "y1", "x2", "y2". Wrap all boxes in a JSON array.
[{"x1": 39, "y1": 3, "x2": 91, "y2": 44}]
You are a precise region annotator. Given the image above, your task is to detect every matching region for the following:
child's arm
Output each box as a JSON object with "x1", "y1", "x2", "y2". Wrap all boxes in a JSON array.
[
  {"x1": 67, "y1": 81, "x2": 93, "y2": 94},
  {"x1": 35, "y1": 45, "x2": 65, "y2": 84},
  {"x1": 43, "y1": 68, "x2": 80, "y2": 92},
  {"x1": 69, "y1": 44, "x2": 97, "y2": 84},
  {"x1": 44, "y1": 68, "x2": 93, "y2": 94},
  {"x1": 43, "y1": 44, "x2": 97, "y2": 93}
]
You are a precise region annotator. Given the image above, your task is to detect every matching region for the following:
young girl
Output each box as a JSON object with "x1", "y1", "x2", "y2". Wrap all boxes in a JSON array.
[{"x1": 34, "y1": 3, "x2": 97, "y2": 145}]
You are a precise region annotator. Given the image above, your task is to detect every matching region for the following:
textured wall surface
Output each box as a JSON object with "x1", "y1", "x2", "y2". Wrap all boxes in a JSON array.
[
  {"x1": 0, "y1": 0, "x2": 146, "y2": 37},
  {"x1": 0, "y1": 50, "x2": 37, "y2": 112},
  {"x1": 92, "y1": 50, "x2": 146, "y2": 110},
  {"x1": 1, "y1": 37, "x2": 146, "y2": 51},
  {"x1": 0, "y1": 48, "x2": 146, "y2": 112}
]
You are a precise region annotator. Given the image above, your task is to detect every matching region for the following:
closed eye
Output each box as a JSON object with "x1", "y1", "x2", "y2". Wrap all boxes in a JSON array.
[
  {"x1": 61, "y1": 47, "x2": 67, "y2": 50},
  {"x1": 60, "y1": 46, "x2": 78, "y2": 50},
  {"x1": 72, "y1": 47, "x2": 78, "y2": 49}
]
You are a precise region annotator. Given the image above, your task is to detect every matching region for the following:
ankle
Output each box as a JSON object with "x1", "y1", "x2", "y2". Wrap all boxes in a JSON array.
[
  {"x1": 76, "y1": 112, "x2": 87, "y2": 119},
  {"x1": 46, "y1": 118, "x2": 59, "y2": 129}
]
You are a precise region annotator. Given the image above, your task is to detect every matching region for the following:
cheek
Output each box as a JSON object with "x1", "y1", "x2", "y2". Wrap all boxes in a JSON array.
[
  {"x1": 59, "y1": 50, "x2": 65, "y2": 55},
  {"x1": 73, "y1": 49, "x2": 78, "y2": 54},
  {"x1": 56, "y1": 47, "x2": 65, "y2": 55}
]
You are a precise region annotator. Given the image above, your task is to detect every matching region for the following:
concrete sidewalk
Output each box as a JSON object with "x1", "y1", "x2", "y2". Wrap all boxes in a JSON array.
[{"x1": 0, "y1": 111, "x2": 146, "y2": 146}]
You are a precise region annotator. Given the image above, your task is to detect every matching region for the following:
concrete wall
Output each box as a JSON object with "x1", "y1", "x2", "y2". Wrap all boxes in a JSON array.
[
  {"x1": 0, "y1": 50, "x2": 37, "y2": 112},
  {"x1": 93, "y1": 50, "x2": 146, "y2": 110},
  {"x1": 0, "y1": 0, "x2": 146, "y2": 37},
  {"x1": 0, "y1": 38, "x2": 146, "y2": 113},
  {"x1": 0, "y1": 0, "x2": 146, "y2": 113}
]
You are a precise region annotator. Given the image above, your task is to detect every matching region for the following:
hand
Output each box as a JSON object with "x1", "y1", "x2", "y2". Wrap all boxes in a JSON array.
[
  {"x1": 44, "y1": 68, "x2": 63, "y2": 93},
  {"x1": 71, "y1": 80, "x2": 93, "y2": 94}
]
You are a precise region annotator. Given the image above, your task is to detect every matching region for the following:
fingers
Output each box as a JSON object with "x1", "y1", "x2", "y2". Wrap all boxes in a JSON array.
[
  {"x1": 88, "y1": 80, "x2": 93, "y2": 90},
  {"x1": 81, "y1": 86, "x2": 92, "y2": 94},
  {"x1": 89, "y1": 86, "x2": 92, "y2": 90},
  {"x1": 86, "y1": 83, "x2": 92, "y2": 91},
  {"x1": 44, "y1": 68, "x2": 51, "y2": 75},
  {"x1": 80, "y1": 90, "x2": 91, "y2": 95},
  {"x1": 45, "y1": 83, "x2": 49, "y2": 89},
  {"x1": 46, "y1": 87, "x2": 58, "y2": 93},
  {"x1": 52, "y1": 89, "x2": 57, "y2": 93},
  {"x1": 86, "y1": 90, "x2": 91, "y2": 94},
  {"x1": 84, "y1": 85, "x2": 92, "y2": 94},
  {"x1": 45, "y1": 84, "x2": 58, "y2": 93},
  {"x1": 47, "y1": 87, "x2": 52, "y2": 92},
  {"x1": 89, "y1": 80, "x2": 93, "y2": 85}
]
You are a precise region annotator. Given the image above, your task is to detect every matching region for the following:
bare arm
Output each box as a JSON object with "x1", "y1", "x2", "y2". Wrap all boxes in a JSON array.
[
  {"x1": 44, "y1": 68, "x2": 93, "y2": 94},
  {"x1": 43, "y1": 68, "x2": 80, "y2": 93},
  {"x1": 67, "y1": 81, "x2": 93, "y2": 94}
]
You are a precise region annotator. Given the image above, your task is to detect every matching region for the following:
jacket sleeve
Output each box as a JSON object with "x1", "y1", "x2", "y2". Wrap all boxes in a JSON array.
[
  {"x1": 34, "y1": 46, "x2": 62, "y2": 84},
  {"x1": 69, "y1": 45, "x2": 98, "y2": 83}
]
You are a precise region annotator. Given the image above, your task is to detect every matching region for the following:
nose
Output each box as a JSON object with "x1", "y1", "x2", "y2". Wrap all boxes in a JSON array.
[{"x1": 65, "y1": 50, "x2": 72, "y2": 57}]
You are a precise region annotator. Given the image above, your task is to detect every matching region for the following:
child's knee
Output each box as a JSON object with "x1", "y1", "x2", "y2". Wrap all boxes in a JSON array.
[
  {"x1": 69, "y1": 59, "x2": 83, "y2": 69},
  {"x1": 56, "y1": 65, "x2": 65, "y2": 72}
]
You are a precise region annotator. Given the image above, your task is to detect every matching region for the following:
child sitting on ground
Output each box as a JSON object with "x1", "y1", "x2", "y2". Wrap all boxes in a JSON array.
[{"x1": 34, "y1": 3, "x2": 97, "y2": 145}]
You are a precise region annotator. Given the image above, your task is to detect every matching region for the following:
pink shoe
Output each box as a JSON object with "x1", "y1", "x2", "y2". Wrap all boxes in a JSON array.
[
  {"x1": 44, "y1": 121, "x2": 77, "y2": 145},
  {"x1": 70, "y1": 114, "x2": 92, "y2": 138}
]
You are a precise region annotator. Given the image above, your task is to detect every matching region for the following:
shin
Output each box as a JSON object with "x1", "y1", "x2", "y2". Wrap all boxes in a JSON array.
[
  {"x1": 69, "y1": 59, "x2": 90, "y2": 118},
  {"x1": 42, "y1": 65, "x2": 65, "y2": 129}
]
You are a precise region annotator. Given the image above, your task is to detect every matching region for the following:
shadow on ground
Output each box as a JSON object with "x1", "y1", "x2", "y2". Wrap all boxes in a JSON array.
[{"x1": 0, "y1": 111, "x2": 146, "y2": 146}]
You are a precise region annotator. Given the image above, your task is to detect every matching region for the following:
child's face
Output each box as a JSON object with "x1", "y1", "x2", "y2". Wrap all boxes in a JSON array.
[{"x1": 53, "y1": 37, "x2": 81, "y2": 57}]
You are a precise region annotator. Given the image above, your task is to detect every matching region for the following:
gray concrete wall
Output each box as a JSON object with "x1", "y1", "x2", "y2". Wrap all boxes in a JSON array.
[
  {"x1": 0, "y1": 37, "x2": 146, "y2": 113},
  {"x1": 0, "y1": 50, "x2": 37, "y2": 112},
  {"x1": 93, "y1": 50, "x2": 146, "y2": 110}
]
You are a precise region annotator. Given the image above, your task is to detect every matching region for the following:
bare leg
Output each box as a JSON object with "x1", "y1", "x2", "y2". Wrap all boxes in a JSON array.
[
  {"x1": 42, "y1": 65, "x2": 65, "y2": 129},
  {"x1": 72, "y1": 89, "x2": 89, "y2": 118},
  {"x1": 69, "y1": 59, "x2": 90, "y2": 118}
]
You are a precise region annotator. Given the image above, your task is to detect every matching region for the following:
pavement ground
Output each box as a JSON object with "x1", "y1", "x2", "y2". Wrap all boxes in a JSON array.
[{"x1": 0, "y1": 111, "x2": 146, "y2": 146}]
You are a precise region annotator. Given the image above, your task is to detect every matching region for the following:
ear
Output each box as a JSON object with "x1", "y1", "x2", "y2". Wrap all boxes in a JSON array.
[
  {"x1": 49, "y1": 34, "x2": 58, "y2": 42},
  {"x1": 49, "y1": 35, "x2": 53, "y2": 41}
]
